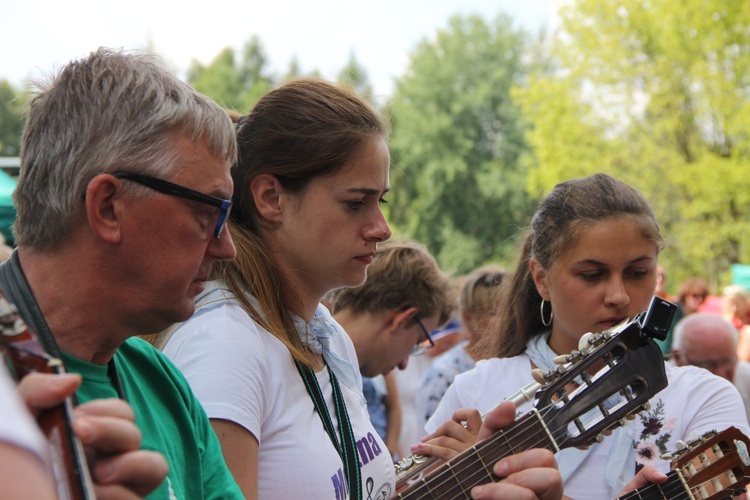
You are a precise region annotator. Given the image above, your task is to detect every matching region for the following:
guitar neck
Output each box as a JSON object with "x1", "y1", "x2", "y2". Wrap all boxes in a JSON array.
[
  {"x1": 616, "y1": 471, "x2": 692, "y2": 500},
  {"x1": 395, "y1": 409, "x2": 556, "y2": 499},
  {"x1": 2, "y1": 340, "x2": 96, "y2": 499},
  {"x1": 39, "y1": 364, "x2": 97, "y2": 500}
]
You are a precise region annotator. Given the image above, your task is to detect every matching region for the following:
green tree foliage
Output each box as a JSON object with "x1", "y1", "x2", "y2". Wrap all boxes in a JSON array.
[
  {"x1": 282, "y1": 56, "x2": 302, "y2": 83},
  {"x1": 337, "y1": 53, "x2": 373, "y2": 101},
  {"x1": 187, "y1": 36, "x2": 274, "y2": 113},
  {"x1": 387, "y1": 14, "x2": 539, "y2": 273},
  {"x1": 515, "y1": 0, "x2": 750, "y2": 289},
  {"x1": 0, "y1": 80, "x2": 25, "y2": 156}
]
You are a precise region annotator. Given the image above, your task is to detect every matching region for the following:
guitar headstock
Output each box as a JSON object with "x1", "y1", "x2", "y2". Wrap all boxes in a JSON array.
[
  {"x1": 666, "y1": 426, "x2": 750, "y2": 500},
  {"x1": 533, "y1": 299, "x2": 673, "y2": 450},
  {"x1": 0, "y1": 294, "x2": 57, "y2": 378}
]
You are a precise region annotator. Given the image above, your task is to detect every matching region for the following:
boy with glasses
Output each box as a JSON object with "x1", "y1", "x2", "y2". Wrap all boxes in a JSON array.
[{"x1": 328, "y1": 240, "x2": 455, "y2": 459}]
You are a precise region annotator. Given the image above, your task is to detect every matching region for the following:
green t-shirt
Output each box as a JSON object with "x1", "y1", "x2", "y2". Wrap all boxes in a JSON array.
[{"x1": 63, "y1": 337, "x2": 243, "y2": 500}]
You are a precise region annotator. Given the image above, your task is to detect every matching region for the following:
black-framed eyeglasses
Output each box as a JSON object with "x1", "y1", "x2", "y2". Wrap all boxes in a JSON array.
[
  {"x1": 114, "y1": 172, "x2": 232, "y2": 239},
  {"x1": 411, "y1": 315, "x2": 435, "y2": 356}
]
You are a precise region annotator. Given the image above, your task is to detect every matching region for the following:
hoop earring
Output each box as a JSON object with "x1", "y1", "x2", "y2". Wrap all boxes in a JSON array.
[{"x1": 540, "y1": 300, "x2": 553, "y2": 327}]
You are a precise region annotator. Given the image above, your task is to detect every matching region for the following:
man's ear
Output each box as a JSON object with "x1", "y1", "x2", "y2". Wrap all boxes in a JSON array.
[
  {"x1": 529, "y1": 257, "x2": 551, "y2": 301},
  {"x1": 390, "y1": 306, "x2": 418, "y2": 333},
  {"x1": 671, "y1": 349, "x2": 684, "y2": 366},
  {"x1": 85, "y1": 174, "x2": 123, "y2": 245},
  {"x1": 250, "y1": 173, "x2": 284, "y2": 223}
]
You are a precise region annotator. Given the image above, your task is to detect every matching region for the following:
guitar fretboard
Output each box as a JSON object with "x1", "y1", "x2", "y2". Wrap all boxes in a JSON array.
[
  {"x1": 617, "y1": 472, "x2": 691, "y2": 500},
  {"x1": 395, "y1": 410, "x2": 555, "y2": 499}
]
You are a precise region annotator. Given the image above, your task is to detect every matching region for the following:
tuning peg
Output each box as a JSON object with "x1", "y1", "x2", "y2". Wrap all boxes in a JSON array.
[
  {"x1": 675, "y1": 440, "x2": 687, "y2": 450},
  {"x1": 532, "y1": 368, "x2": 547, "y2": 384},
  {"x1": 661, "y1": 452, "x2": 674, "y2": 460},
  {"x1": 625, "y1": 414, "x2": 638, "y2": 421},
  {"x1": 553, "y1": 354, "x2": 569, "y2": 365},
  {"x1": 601, "y1": 429, "x2": 613, "y2": 437},
  {"x1": 590, "y1": 333, "x2": 605, "y2": 347},
  {"x1": 578, "y1": 332, "x2": 594, "y2": 350},
  {"x1": 641, "y1": 402, "x2": 651, "y2": 412},
  {"x1": 576, "y1": 445, "x2": 591, "y2": 450},
  {"x1": 618, "y1": 418, "x2": 627, "y2": 427},
  {"x1": 545, "y1": 368, "x2": 559, "y2": 381},
  {"x1": 543, "y1": 365, "x2": 566, "y2": 381}
]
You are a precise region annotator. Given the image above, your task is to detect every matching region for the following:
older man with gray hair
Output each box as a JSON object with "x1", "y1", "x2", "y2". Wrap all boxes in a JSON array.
[
  {"x1": 3, "y1": 48, "x2": 242, "y2": 498},
  {"x1": 672, "y1": 312, "x2": 750, "y2": 421}
]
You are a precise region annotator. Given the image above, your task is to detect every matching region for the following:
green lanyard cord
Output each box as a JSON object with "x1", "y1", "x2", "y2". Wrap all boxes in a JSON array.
[{"x1": 296, "y1": 361, "x2": 362, "y2": 500}]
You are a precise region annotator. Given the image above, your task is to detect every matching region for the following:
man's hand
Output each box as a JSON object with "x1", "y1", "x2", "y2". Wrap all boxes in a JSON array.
[{"x1": 18, "y1": 372, "x2": 168, "y2": 499}]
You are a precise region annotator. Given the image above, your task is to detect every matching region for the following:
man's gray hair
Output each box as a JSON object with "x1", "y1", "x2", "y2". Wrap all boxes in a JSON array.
[
  {"x1": 672, "y1": 312, "x2": 738, "y2": 351},
  {"x1": 15, "y1": 47, "x2": 237, "y2": 249}
]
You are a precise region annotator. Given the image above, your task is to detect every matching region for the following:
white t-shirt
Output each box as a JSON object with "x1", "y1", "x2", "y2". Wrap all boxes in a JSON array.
[
  {"x1": 162, "y1": 296, "x2": 395, "y2": 499},
  {"x1": 427, "y1": 354, "x2": 750, "y2": 500},
  {"x1": 733, "y1": 361, "x2": 750, "y2": 423},
  {"x1": 0, "y1": 365, "x2": 47, "y2": 461}
]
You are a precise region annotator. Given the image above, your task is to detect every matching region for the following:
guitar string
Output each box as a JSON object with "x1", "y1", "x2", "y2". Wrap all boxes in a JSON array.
[
  {"x1": 615, "y1": 448, "x2": 746, "y2": 500},
  {"x1": 399, "y1": 401, "x2": 582, "y2": 499},
  {"x1": 398, "y1": 399, "x2": 615, "y2": 499},
  {"x1": 398, "y1": 358, "x2": 635, "y2": 499},
  {"x1": 398, "y1": 384, "x2": 735, "y2": 499},
  {"x1": 618, "y1": 461, "x2": 744, "y2": 500},
  {"x1": 397, "y1": 359, "x2": 614, "y2": 496},
  {"x1": 399, "y1": 342, "x2": 631, "y2": 497}
]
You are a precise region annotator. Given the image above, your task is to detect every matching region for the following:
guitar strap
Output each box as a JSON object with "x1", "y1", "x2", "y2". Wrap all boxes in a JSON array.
[
  {"x1": 0, "y1": 250, "x2": 64, "y2": 360},
  {"x1": 296, "y1": 360, "x2": 362, "y2": 500},
  {"x1": 0, "y1": 251, "x2": 82, "y2": 405}
]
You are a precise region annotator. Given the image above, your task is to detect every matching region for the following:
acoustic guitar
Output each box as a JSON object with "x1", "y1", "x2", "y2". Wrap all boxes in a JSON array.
[{"x1": 394, "y1": 298, "x2": 673, "y2": 498}]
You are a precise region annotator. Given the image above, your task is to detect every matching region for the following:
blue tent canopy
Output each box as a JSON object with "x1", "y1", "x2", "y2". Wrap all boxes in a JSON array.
[
  {"x1": 0, "y1": 168, "x2": 17, "y2": 245},
  {"x1": 732, "y1": 264, "x2": 750, "y2": 291}
]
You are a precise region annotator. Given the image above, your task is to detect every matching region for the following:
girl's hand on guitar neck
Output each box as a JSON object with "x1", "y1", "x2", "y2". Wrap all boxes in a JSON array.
[
  {"x1": 18, "y1": 372, "x2": 169, "y2": 499},
  {"x1": 409, "y1": 408, "x2": 482, "y2": 460},
  {"x1": 471, "y1": 401, "x2": 563, "y2": 500}
]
